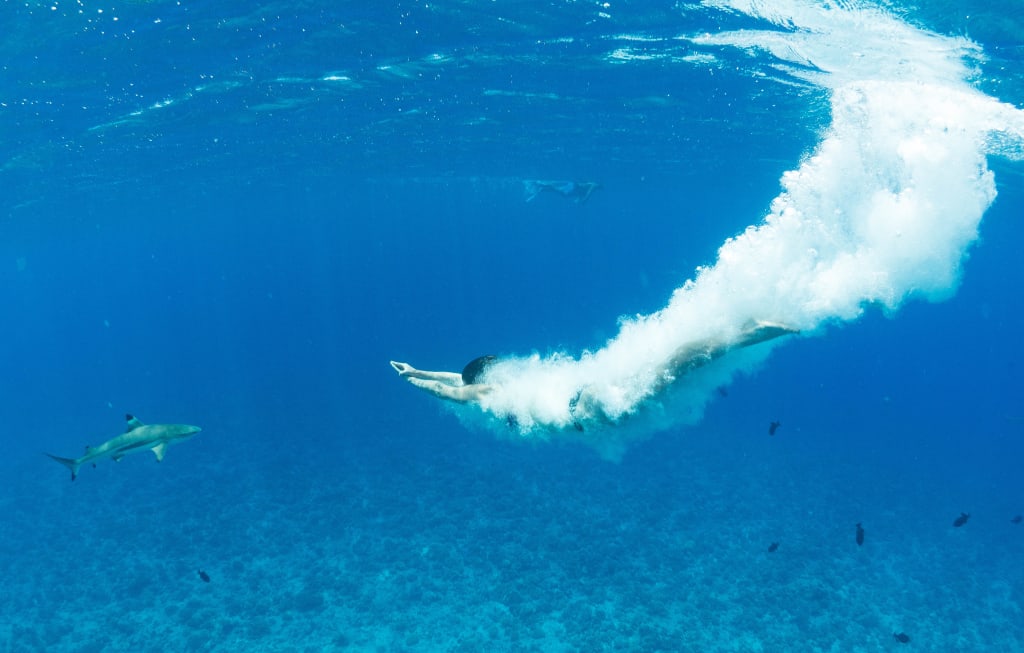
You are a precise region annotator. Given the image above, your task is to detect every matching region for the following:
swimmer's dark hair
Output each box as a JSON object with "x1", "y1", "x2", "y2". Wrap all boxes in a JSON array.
[{"x1": 462, "y1": 355, "x2": 497, "y2": 385}]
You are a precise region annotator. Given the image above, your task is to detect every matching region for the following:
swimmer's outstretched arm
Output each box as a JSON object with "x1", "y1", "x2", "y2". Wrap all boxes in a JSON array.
[
  {"x1": 390, "y1": 360, "x2": 492, "y2": 404},
  {"x1": 390, "y1": 361, "x2": 463, "y2": 385},
  {"x1": 406, "y1": 377, "x2": 492, "y2": 403}
]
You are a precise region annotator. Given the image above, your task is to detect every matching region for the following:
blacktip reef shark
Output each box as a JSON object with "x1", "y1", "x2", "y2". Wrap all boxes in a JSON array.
[{"x1": 46, "y1": 414, "x2": 201, "y2": 480}]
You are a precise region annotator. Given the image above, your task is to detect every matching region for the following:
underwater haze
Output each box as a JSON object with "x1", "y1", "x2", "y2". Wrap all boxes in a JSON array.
[{"x1": 3, "y1": 0, "x2": 1024, "y2": 651}]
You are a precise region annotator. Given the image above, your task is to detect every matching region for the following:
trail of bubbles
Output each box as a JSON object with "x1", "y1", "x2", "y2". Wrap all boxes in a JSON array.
[{"x1": 464, "y1": 0, "x2": 1024, "y2": 458}]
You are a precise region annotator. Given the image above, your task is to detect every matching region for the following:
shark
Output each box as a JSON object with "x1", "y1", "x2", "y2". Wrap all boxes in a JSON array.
[{"x1": 46, "y1": 414, "x2": 202, "y2": 480}]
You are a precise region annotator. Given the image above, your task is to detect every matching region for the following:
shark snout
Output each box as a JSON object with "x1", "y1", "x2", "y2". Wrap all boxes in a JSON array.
[{"x1": 172, "y1": 424, "x2": 202, "y2": 438}]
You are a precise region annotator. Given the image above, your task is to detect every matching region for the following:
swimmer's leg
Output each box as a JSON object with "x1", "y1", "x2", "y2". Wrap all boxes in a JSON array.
[{"x1": 736, "y1": 322, "x2": 799, "y2": 348}]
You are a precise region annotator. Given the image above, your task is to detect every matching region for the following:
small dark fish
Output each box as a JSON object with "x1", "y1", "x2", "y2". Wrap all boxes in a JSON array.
[
  {"x1": 716, "y1": 386, "x2": 729, "y2": 398},
  {"x1": 767, "y1": 542, "x2": 779, "y2": 553},
  {"x1": 1011, "y1": 515, "x2": 1022, "y2": 524},
  {"x1": 573, "y1": 421, "x2": 584, "y2": 432},
  {"x1": 952, "y1": 512, "x2": 970, "y2": 528},
  {"x1": 894, "y1": 632, "x2": 910, "y2": 644},
  {"x1": 855, "y1": 523, "x2": 865, "y2": 546},
  {"x1": 198, "y1": 569, "x2": 210, "y2": 583},
  {"x1": 768, "y1": 421, "x2": 781, "y2": 436}
]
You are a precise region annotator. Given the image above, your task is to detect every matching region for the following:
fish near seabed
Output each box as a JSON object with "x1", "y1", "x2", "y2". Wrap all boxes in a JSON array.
[
  {"x1": 45, "y1": 414, "x2": 202, "y2": 480},
  {"x1": 855, "y1": 523, "x2": 865, "y2": 546},
  {"x1": 952, "y1": 512, "x2": 970, "y2": 528}
]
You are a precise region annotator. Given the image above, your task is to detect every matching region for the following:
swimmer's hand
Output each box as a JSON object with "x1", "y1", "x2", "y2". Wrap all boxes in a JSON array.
[{"x1": 390, "y1": 361, "x2": 415, "y2": 377}]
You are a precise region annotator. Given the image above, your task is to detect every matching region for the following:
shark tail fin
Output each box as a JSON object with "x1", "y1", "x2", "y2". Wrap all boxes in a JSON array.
[{"x1": 45, "y1": 453, "x2": 81, "y2": 481}]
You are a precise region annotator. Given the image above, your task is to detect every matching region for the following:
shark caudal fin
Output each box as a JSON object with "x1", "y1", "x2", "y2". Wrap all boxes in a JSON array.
[{"x1": 45, "y1": 453, "x2": 81, "y2": 481}]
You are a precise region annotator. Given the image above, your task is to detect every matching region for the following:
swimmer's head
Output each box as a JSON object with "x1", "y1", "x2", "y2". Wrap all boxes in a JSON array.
[{"x1": 462, "y1": 355, "x2": 497, "y2": 385}]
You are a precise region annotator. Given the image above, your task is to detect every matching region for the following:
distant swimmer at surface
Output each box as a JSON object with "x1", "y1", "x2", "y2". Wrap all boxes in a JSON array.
[
  {"x1": 523, "y1": 179, "x2": 601, "y2": 204},
  {"x1": 45, "y1": 414, "x2": 201, "y2": 480},
  {"x1": 391, "y1": 321, "x2": 798, "y2": 430}
]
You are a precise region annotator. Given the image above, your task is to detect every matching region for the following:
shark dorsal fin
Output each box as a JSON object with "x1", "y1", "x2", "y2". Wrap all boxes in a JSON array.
[{"x1": 125, "y1": 414, "x2": 144, "y2": 432}]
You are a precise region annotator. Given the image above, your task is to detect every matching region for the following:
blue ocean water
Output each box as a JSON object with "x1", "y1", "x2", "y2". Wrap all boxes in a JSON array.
[{"x1": 2, "y1": 0, "x2": 1024, "y2": 651}]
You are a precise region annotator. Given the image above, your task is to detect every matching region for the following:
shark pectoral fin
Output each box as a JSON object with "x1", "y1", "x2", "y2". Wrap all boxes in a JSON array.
[{"x1": 152, "y1": 442, "x2": 168, "y2": 462}]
